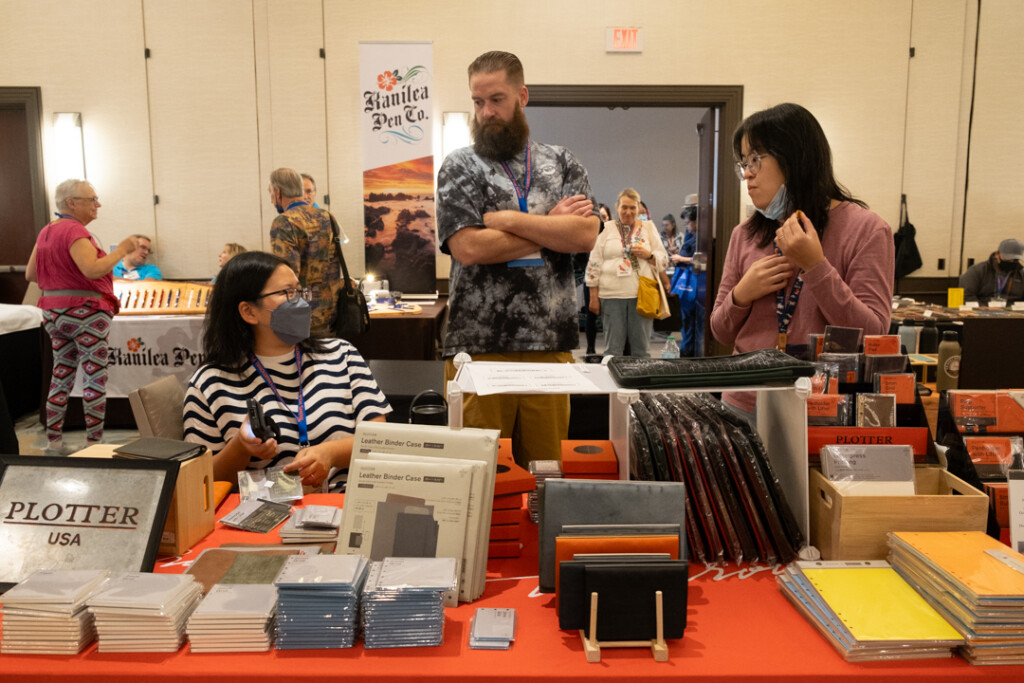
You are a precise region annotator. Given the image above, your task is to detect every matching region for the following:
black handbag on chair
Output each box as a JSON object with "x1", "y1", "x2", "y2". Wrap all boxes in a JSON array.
[{"x1": 329, "y1": 214, "x2": 370, "y2": 340}]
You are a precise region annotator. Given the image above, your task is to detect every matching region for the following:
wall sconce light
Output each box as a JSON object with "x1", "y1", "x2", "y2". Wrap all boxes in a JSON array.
[
  {"x1": 52, "y1": 112, "x2": 86, "y2": 181},
  {"x1": 442, "y1": 112, "x2": 471, "y2": 160}
]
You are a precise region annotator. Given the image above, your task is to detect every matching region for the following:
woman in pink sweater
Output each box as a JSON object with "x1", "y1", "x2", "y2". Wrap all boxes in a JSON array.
[{"x1": 710, "y1": 103, "x2": 894, "y2": 415}]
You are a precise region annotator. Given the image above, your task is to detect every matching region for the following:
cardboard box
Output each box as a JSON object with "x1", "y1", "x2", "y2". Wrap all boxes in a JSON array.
[
  {"x1": 72, "y1": 444, "x2": 215, "y2": 556},
  {"x1": 810, "y1": 466, "x2": 987, "y2": 560}
]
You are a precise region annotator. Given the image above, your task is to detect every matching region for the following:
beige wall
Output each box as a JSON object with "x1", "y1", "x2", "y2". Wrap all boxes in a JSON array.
[{"x1": 0, "y1": 0, "x2": 1016, "y2": 282}]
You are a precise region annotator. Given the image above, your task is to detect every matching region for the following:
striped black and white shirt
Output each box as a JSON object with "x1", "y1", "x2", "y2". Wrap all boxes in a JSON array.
[{"x1": 183, "y1": 339, "x2": 391, "y2": 491}]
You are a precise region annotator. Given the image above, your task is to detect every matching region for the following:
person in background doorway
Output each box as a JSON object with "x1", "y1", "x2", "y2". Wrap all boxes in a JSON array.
[
  {"x1": 113, "y1": 234, "x2": 162, "y2": 280},
  {"x1": 25, "y1": 179, "x2": 139, "y2": 454},
  {"x1": 959, "y1": 238, "x2": 1024, "y2": 305},
  {"x1": 585, "y1": 188, "x2": 669, "y2": 358}
]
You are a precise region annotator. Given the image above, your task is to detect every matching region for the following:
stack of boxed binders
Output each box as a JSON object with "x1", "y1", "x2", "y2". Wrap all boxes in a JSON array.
[{"x1": 560, "y1": 440, "x2": 619, "y2": 480}]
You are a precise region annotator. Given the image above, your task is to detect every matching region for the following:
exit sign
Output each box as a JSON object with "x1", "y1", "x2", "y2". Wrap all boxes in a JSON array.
[{"x1": 606, "y1": 27, "x2": 643, "y2": 53}]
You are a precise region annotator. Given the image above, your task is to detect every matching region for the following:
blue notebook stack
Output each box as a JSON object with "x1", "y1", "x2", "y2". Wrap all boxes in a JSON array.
[
  {"x1": 272, "y1": 555, "x2": 368, "y2": 650},
  {"x1": 360, "y1": 557, "x2": 458, "y2": 649}
]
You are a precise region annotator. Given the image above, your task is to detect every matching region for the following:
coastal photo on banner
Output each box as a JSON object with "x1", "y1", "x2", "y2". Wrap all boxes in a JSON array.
[{"x1": 360, "y1": 42, "x2": 436, "y2": 294}]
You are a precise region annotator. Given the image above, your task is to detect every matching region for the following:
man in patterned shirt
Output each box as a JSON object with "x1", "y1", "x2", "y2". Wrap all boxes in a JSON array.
[
  {"x1": 437, "y1": 51, "x2": 599, "y2": 466},
  {"x1": 268, "y1": 167, "x2": 340, "y2": 337}
]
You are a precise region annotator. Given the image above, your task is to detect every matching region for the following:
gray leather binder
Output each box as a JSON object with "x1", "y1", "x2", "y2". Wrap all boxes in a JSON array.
[{"x1": 538, "y1": 479, "x2": 687, "y2": 593}]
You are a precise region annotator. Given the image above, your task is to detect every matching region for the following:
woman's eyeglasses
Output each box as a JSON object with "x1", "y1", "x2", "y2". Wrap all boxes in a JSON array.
[
  {"x1": 734, "y1": 152, "x2": 771, "y2": 180},
  {"x1": 255, "y1": 286, "x2": 310, "y2": 302}
]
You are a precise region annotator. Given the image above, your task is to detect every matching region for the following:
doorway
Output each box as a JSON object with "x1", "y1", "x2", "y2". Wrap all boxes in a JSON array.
[
  {"x1": 0, "y1": 87, "x2": 48, "y2": 305},
  {"x1": 527, "y1": 85, "x2": 743, "y2": 356}
]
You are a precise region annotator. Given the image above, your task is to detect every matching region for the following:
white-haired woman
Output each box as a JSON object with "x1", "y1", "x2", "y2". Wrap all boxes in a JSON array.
[{"x1": 26, "y1": 179, "x2": 138, "y2": 454}]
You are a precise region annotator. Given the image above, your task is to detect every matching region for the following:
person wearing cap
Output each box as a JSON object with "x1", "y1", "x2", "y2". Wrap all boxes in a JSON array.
[{"x1": 959, "y1": 238, "x2": 1024, "y2": 305}]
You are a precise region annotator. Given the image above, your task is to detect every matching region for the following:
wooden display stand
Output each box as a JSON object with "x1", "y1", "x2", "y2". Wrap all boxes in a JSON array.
[
  {"x1": 114, "y1": 280, "x2": 212, "y2": 315},
  {"x1": 71, "y1": 444, "x2": 216, "y2": 556},
  {"x1": 579, "y1": 590, "x2": 669, "y2": 663}
]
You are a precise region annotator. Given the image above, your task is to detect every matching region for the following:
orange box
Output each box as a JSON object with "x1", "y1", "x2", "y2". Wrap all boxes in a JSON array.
[
  {"x1": 807, "y1": 427, "x2": 931, "y2": 463},
  {"x1": 492, "y1": 493, "x2": 525, "y2": 510},
  {"x1": 488, "y1": 540, "x2": 522, "y2": 558},
  {"x1": 950, "y1": 390, "x2": 1024, "y2": 434},
  {"x1": 490, "y1": 507, "x2": 523, "y2": 525},
  {"x1": 494, "y1": 439, "x2": 536, "y2": 496},
  {"x1": 489, "y1": 522, "x2": 522, "y2": 541},
  {"x1": 560, "y1": 440, "x2": 618, "y2": 474},
  {"x1": 985, "y1": 482, "x2": 1010, "y2": 528},
  {"x1": 864, "y1": 335, "x2": 901, "y2": 355}
]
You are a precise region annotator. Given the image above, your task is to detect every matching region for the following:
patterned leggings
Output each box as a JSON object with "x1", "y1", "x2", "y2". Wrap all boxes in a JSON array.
[{"x1": 42, "y1": 306, "x2": 113, "y2": 444}]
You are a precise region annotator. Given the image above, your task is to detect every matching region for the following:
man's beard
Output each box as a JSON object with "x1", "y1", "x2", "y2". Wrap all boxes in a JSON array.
[{"x1": 472, "y1": 104, "x2": 530, "y2": 161}]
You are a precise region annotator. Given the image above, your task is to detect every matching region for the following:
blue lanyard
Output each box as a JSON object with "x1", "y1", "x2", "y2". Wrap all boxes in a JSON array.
[
  {"x1": 996, "y1": 273, "x2": 1010, "y2": 295},
  {"x1": 285, "y1": 200, "x2": 308, "y2": 212},
  {"x1": 250, "y1": 347, "x2": 308, "y2": 447},
  {"x1": 55, "y1": 212, "x2": 75, "y2": 220},
  {"x1": 773, "y1": 241, "x2": 804, "y2": 351},
  {"x1": 499, "y1": 144, "x2": 532, "y2": 213}
]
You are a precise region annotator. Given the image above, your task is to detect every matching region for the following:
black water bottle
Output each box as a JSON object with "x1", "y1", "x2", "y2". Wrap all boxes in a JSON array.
[{"x1": 918, "y1": 319, "x2": 938, "y2": 353}]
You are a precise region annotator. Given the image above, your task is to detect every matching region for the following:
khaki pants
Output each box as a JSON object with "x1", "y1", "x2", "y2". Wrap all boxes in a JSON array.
[{"x1": 444, "y1": 351, "x2": 572, "y2": 467}]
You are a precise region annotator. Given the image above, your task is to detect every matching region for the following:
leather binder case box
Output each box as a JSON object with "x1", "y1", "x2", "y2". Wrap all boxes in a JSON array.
[
  {"x1": 72, "y1": 444, "x2": 215, "y2": 556},
  {"x1": 809, "y1": 466, "x2": 987, "y2": 560}
]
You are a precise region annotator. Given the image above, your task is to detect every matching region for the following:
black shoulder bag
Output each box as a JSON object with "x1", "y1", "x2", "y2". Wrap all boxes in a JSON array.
[{"x1": 329, "y1": 214, "x2": 370, "y2": 339}]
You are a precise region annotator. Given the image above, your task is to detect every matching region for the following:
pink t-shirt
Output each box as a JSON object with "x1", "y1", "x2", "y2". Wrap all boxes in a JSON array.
[
  {"x1": 35, "y1": 218, "x2": 117, "y2": 313},
  {"x1": 710, "y1": 202, "x2": 895, "y2": 412}
]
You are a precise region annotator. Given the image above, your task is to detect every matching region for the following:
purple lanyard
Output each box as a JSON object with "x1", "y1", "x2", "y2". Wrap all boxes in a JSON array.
[
  {"x1": 250, "y1": 347, "x2": 307, "y2": 447},
  {"x1": 996, "y1": 273, "x2": 1010, "y2": 295},
  {"x1": 499, "y1": 144, "x2": 532, "y2": 213},
  {"x1": 773, "y1": 242, "x2": 804, "y2": 351}
]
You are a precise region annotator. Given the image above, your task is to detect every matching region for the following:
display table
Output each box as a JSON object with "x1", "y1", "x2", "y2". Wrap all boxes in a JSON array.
[
  {"x1": 3, "y1": 493, "x2": 1021, "y2": 681},
  {"x1": 347, "y1": 298, "x2": 447, "y2": 361}
]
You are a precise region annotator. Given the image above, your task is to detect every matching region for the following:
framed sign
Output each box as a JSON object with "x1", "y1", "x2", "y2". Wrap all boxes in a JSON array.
[{"x1": 0, "y1": 455, "x2": 179, "y2": 592}]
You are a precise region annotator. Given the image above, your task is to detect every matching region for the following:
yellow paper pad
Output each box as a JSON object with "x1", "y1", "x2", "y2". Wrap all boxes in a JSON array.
[{"x1": 801, "y1": 566, "x2": 962, "y2": 642}]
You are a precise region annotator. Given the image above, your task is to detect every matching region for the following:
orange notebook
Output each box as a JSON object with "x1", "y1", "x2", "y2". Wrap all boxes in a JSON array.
[{"x1": 554, "y1": 534, "x2": 679, "y2": 601}]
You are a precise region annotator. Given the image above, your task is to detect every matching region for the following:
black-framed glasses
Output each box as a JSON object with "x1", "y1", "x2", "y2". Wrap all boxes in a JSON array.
[
  {"x1": 72, "y1": 196, "x2": 100, "y2": 204},
  {"x1": 734, "y1": 152, "x2": 771, "y2": 180},
  {"x1": 255, "y1": 286, "x2": 310, "y2": 302}
]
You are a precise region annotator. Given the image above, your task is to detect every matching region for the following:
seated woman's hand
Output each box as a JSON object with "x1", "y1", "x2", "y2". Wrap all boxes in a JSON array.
[
  {"x1": 283, "y1": 445, "x2": 334, "y2": 488},
  {"x1": 731, "y1": 254, "x2": 794, "y2": 307},
  {"x1": 234, "y1": 415, "x2": 278, "y2": 460}
]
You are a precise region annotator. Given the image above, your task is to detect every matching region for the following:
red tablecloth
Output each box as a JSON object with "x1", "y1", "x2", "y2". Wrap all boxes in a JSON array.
[{"x1": 3, "y1": 493, "x2": 1023, "y2": 682}]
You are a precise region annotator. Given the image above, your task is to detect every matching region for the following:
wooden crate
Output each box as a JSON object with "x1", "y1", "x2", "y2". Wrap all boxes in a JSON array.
[
  {"x1": 809, "y1": 465, "x2": 988, "y2": 560},
  {"x1": 114, "y1": 280, "x2": 212, "y2": 315},
  {"x1": 72, "y1": 444, "x2": 216, "y2": 556}
]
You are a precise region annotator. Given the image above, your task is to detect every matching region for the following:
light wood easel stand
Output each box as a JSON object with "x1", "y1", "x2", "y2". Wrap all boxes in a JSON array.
[{"x1": 579, "y1": 590, "x2": 669, "y2": 663}]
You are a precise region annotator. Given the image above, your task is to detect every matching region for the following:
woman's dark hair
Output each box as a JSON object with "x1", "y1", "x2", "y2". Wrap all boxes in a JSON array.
[
  {"x1": 202, "y1": 251, "x2": 326, "y2": 371},
  {"x1": 733, "y1": 102, "x2": 865, "y2": 248}
]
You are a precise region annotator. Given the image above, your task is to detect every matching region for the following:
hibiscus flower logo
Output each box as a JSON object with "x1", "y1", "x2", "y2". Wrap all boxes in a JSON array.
[
  {"x1": 126, "y1": 337, "x2": 145, "y2": 353},
  {"x1": 377, "y1": 71, "x2": 397, "y2": 91}
]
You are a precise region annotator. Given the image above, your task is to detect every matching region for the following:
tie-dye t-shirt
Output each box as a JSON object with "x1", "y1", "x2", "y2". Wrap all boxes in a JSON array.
[{"x1": 436, "y1": 141, "x2": 596, "y2": 357}]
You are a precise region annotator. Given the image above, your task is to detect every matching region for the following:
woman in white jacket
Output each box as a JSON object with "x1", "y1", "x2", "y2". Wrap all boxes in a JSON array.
[{"x1": 585, "y1": 188, "x2": 669, "y2": 357}]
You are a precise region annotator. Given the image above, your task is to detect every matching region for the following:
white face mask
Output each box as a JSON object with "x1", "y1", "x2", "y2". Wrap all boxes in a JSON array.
[{"x1": 756, "y1": 184, "x2": 789, "y2": 221}]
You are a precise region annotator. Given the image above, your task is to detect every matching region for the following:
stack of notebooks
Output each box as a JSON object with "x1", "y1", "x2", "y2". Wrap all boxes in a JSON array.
[
  {"x1": 889, "y1": 531, "x2": 1024, "y2": 665},
  {"x1": 777, "y1": 560, "x2": 963, "y2": 661},
  {"x1": 0, "y1": 569, "x2": 110, "y2": 655},
  {"x1": 527, "y1": 460, "x2": 562, "y2": 524},
  {"x1": 560, "y1": 440, "x2": 619, "y2": 480},
  {"x1": 490, "y1": 439, "x2": 536, "y2": 558},
  {"x1": 86, "y1": 573, "x2": 203, "y2": 653},
  {"x1": 273, "y1": 554, "x2": 368, "y2": 650},
  {"x1": 186, "y1": 584, "x2": 278, "y2": 652},
  {"x1": 349, "y1": 422, "x2": 501, "y2": 601},
  {"x1": 279, "y1": 505, "x2": 342, "y2": 543},
  {"x1": 360, "y1": 557, "x2": 458, "y2": 649},
  {"x1": 626, "y1": 392, "x2": 803, "y2": 566}
]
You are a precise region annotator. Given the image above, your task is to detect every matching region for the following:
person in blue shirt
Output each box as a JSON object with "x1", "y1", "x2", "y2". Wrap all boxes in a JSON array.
[{"x1": 113, "y1": 234, "x2": 162, "y2": 280}]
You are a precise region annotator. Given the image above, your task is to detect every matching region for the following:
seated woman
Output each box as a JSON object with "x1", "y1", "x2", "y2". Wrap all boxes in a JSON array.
[
  {"x1": 183, "y1": 251, "x2": 390, "y2": 490},
  {"x1": 218, "y1": 242, "x2": 246, "y2": 269}
]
